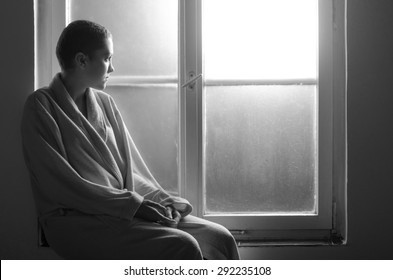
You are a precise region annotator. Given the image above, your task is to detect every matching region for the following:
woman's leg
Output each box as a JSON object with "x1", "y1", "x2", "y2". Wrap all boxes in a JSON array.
[{"x1": 42, "y1": 210, "x2": 203, "y2": 260}]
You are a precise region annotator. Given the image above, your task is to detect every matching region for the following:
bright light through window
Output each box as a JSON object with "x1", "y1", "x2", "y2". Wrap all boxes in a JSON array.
[
  {"x1": 203, "y1": 0, "x2": 319, "y2": 215},
  {"x1": 203, "y1": 0, "x2": 318, "y2": 80}
]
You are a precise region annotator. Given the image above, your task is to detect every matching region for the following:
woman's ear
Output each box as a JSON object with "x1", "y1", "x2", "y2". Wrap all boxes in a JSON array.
[{"x1": 74, "y1": 52, "x2": 88, "y2": 69}]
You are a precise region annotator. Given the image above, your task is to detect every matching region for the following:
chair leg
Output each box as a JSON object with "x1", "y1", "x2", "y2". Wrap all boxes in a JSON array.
[{"x1": 38, "y1": 221, "x2": 49, "y2": 247}]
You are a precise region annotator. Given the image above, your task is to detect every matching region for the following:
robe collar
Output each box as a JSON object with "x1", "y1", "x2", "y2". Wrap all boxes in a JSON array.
[
  {"x1": 49, "y1": 73, "x2": 107, "y2": 140},
  {"x1": 48, "y1": 73, "x2": 123, "y2": 186}
]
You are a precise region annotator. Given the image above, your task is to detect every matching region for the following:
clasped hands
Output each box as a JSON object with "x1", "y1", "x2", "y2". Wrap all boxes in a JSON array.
[{"x1": 135, "y1": 200, "x2": 181, "y2": 228}]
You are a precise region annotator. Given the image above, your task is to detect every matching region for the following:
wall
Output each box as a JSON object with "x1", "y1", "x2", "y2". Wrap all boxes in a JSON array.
[
  {"x1": 1, "y1": 0, "x2": 392, "y2": 260},
  {"x1": 0, "y1": 0, "x2": 59, "y2": 259}
]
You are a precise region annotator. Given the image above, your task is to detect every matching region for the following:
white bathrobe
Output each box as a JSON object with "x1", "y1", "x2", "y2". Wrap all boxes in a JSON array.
[{"x1": 21, "y1": 74, "x2": 239, "y2": 260}]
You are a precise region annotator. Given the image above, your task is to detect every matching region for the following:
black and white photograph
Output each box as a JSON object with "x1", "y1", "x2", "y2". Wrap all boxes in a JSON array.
[{"x1": 1, "y1": 0, "x2": 392, "y2": 278}]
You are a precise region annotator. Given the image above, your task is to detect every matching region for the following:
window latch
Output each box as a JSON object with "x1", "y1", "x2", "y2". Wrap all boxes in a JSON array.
[{"x1": 182, "y1": 72, "x2": 202, "y2": 89}]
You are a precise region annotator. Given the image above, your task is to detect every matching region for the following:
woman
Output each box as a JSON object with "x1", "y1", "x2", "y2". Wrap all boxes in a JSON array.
[{"x1": 21, "y1": 20, "x2": 239, "y2": 260}]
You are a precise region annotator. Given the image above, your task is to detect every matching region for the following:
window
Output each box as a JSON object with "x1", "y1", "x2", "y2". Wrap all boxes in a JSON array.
[{"x1": 35, "y1": 0, "x2": 347, "y2": 244}]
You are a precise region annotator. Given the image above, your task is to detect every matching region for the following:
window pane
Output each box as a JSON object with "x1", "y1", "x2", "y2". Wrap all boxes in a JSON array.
[
  {"x1": 70, "y1": 0, "x2": 178, "y2": 77},
  {"x1": 203, "y1": 0, "x2": 318, "y2": 80},
  {"x1": 107, "y1": 86, "x2": 179, "y2": 195},
  {"x1": 204, "y1": 85, "x2": 317, "y2": 214}
]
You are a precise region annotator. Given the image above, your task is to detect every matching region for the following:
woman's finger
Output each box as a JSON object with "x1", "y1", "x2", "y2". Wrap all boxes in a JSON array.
[
  {"x1": 165, "y1": 207, "x2": 173, "y2": 219},
  {"x1": 172, "y1": 209, "x2": 181, "y2": 224},
  {"x1": 144, "y1": 200, "x2": 167, "y2": 216}
]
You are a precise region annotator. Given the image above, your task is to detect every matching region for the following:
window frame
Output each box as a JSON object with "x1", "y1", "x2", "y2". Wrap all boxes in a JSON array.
[
  {"x1": 180, "y1": 0, "x2": 347, "y2": 243},
  {"x1": 35, "y1": 0, "x2": 347, "y2": 244}
]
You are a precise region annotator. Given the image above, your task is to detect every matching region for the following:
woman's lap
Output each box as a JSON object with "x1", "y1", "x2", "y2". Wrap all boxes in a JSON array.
[{"x1": 42, "y1": 210, "x2": 238, "y2": 260}]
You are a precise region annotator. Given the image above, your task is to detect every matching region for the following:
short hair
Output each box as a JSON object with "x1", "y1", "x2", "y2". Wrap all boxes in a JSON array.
[{"x1": 56, "y1": 20, "x2": 112, "y2": 70}]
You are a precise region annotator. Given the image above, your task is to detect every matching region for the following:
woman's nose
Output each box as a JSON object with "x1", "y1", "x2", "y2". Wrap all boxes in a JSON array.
[{"x1": 108, "y1": 62, "x2": 115, "y2": 73}]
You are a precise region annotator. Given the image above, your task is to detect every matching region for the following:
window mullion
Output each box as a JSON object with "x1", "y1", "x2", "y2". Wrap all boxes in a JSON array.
[
  {"x1": 107, "y1": 75, "x2": 178, "y2": 86},
  {"x1": 179, "y1": 0, "x2": 203, "y2": 216},
  {"x1": 205, "y1": 78, "x2": 317, "y2": 87}
]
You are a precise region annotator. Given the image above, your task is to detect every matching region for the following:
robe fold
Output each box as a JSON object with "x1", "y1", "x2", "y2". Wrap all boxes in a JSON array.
[{"x1": 21, "y1": 73, "x2": 192, "y2": 221}]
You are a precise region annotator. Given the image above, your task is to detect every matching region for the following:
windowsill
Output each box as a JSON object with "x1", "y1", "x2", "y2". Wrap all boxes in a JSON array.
[{"x1": 236, "y1": 236, "x2": 346, "y2": 247}]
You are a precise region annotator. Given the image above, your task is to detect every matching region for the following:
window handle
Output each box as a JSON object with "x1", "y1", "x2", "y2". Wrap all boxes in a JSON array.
[{"x1": 182, "y1": 72, "x2": 202, "y2": 89}]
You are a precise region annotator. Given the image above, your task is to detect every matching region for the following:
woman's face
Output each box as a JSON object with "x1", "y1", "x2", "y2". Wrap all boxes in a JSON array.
[{"x1": 85, "y1": 37, "x2": 115, "y2": 90}]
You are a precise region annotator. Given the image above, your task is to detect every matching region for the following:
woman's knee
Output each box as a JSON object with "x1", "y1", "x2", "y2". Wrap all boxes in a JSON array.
[
  {"x1": 202, "y1": 220, "x2": 236, "y2": 246},
  {"x1": 177, "y1": 216, "x2": 240, "y2": 259},
  {"x1": 171, "y1": 231, "x2": 203, "y2": 260},
  {"x1": 219, "y1": 225, "x2": 237, "y2": 245}
]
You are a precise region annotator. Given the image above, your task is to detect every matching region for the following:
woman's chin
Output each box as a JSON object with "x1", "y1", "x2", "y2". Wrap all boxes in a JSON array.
[{"x1": 92, "y1": 82, "x2": 107, "y2": 91}]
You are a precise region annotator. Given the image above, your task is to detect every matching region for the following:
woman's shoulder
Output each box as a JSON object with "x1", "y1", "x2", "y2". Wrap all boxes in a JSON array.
[
  {"x1": 21, "y1": 87, "x2": 57, "y2": 129},
  {"x1": 24, "y1": 87, "x2": 53, "y2": 110}
]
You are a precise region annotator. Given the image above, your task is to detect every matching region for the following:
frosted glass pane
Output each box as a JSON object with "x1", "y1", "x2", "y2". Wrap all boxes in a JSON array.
[
  {"x1": 70, "y1": 0, "x2": 178, "y2": 77},
  {"x1": 107, "y1": 86, "x2": 179, "y2": 195},
  {"x1": 203, "y1": 0, "x2": 318, "y2": 80},
  {"x1": 204, "y1": 86, "x2": 317, "y2": 214}
]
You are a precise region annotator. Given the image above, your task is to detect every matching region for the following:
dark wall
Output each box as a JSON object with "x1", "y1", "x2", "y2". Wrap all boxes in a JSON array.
[
  {"x1": 0, "y1": 0, "x2": 59, "y2": 259},
  {"x1": 346, "y1": 0, "x2": 393, "y2": 259},
  {"x1": 1, "y1": 0, "x2": 392, "y2": 259}
]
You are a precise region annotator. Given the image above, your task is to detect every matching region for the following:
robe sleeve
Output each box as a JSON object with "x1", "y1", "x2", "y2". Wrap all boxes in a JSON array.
[
  {"x1": 21, "y1": 93, "x2": 144, "y2": 220},
  {"x1": 109, "y1": 96, "x2": 193, "y2": 217}
]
